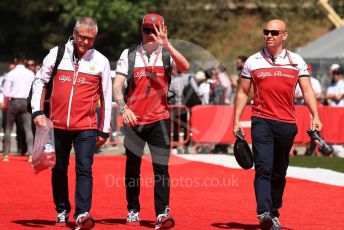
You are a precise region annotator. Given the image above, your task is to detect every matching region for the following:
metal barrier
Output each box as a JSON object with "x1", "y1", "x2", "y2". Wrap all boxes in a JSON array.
[
  {"x1": 107, "y1": 105, "x2": 344, "y2": 155},
  {"x1": 106, "y1": 104, "x2": 192, "y2": 150},
  {"x1": 106, "y1": 104, "x2": 124, "y2": 146},
  {"x1": 168, "y1": 105, "x2": 191, "y2": 150}
]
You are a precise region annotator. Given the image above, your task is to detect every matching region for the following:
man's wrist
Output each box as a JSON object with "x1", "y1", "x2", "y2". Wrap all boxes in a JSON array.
[
  {"x1": 119, "y1": 106, "x2": 127, "y2": 114},
  {"x1": 163, "y1": 41, "x2": 172, "y2": 50},
  {"x1": 117, "y1": 99, "x2": 127, "y2": 114}
]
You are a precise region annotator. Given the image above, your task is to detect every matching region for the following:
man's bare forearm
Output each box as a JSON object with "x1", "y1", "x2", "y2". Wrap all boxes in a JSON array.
[
  {"x1": 113, "y1": 76, "x2": 128, "y2": 114},
  {"x1": 114, "y1": 85, "x2": 126, "y2": 107}
]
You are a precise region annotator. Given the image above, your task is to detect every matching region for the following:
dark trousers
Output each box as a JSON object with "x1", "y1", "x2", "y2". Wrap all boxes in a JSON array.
[
  {"x1": 251, "y1": 116, "x2": 297, "y2": 217},
  {"x1": 124, "y1": 120, "x2": 171, "y2": 216},
  {"x1": 4, "y1": 99, "x2": 33, "y2": 156},
  {"x1": 52, "y1": 129, "x2": 97, "y2": 218}
]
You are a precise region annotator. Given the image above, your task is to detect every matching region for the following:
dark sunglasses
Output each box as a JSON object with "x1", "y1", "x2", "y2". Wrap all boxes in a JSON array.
[
  {"x1": 26, "y1": 63, "x2": 35, "y2": 67},
  {"x1": 263, "y1": 29, "x2": 284, "y2": 36},
  {"x1": 142, "y1": 28, "x2": 157, "y2": 35}
]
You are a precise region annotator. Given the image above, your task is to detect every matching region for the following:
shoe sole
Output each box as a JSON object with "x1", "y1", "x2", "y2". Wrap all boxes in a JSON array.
[
  {"x1": 55, "y1": 222, "x2": 68, "y2": 227},
  {"x1": 76, "y1": 217, "x2": 95, "y2": 230},
  {"x1": 157, "y1": 218, "x2": 175, "y2": 229},
  {"x1": 2, "y1": 157, "x2": 9, "y2": 162},
  {"x1": 55, "y1": 216, "x2": 69, "y2": 227},
  {"x1": 126, "y1": 221, "x2": 140, "y2": 226},
  {"x1": 260, "y1": 218, "x2": 273, "y2": 230}
]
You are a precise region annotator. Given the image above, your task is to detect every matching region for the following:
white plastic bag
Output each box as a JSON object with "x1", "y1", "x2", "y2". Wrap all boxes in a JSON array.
[{"x1": 32, "y1": 118, "x2": 56, "y2": 174}]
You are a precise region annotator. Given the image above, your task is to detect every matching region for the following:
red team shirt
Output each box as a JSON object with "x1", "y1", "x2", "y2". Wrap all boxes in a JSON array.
[
  {"x1": 241, "y1": 48, "x2": 309, "y2": 123},
  {"x1": 116, "y1": 44, "x2": 173, "y2": 125}
]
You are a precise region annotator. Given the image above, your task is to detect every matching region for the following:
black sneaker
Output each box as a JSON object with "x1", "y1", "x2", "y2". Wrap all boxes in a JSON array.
[
  {"x1": 75, "y1": 212, "x2": 95, "y2": 230},
  {"x1": 155, "y1": 207, "x2": 175, "y2": 229},
  {"x1": 257, "y1": 212, "x2": 273, "y2": 230},
  {"x1": 56, "y1": 210, "x2": 69, "y2": 226}
]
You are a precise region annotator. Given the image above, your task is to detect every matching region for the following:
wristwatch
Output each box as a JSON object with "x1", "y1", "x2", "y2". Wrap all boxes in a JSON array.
[{"x1": 119, "y1": 106, "x2": 127, "y2": 114}]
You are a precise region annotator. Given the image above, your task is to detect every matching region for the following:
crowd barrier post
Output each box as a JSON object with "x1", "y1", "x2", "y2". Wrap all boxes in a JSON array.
[{"x1": 168, "y1": 105, "x2": 191, "y2": 152}]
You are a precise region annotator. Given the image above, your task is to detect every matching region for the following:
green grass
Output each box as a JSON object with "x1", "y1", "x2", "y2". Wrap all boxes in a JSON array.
[{"x1": 289, "y1": 156, "x2": 344, "y2": 173}]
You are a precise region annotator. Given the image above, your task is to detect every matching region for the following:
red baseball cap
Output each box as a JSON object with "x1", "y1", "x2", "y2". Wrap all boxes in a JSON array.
[{"x1": 142, "y1": 14, "x2": 164, "y2": 27}]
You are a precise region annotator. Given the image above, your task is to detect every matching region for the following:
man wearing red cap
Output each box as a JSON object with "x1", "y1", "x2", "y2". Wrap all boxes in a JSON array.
[{"x1": 113, "y1": 13, "x2": 189, "y2": 229}]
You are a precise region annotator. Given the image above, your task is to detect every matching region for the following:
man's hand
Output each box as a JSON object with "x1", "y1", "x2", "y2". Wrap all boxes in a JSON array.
[
  {"x1": 96, "y1": 136, "x2": 107, "y2": 147},
  {"x1": 311, "y1": 116, "x2": 323, "y2": 132},
  {"x1": 2, "y1": 97, "x2": 9, "y2": 111},
  {"x1": 152, "y1": 24, "x2": 169, "y2": 48},
  {"x1": 122, "y1": 108, "x2": 139, "y2": 126},
  {"x1": 233, "y1": 121, "x2": 245, "y2": 137},
  {"x1": 33, "y1": 115, "x2": 47, "y2": 127},
  {"x1": 0, "y1": 102, "x2": 5, "y2": 110}
]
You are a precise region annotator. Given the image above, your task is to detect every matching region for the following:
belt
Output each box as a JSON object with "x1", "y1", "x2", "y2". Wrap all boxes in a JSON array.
[{"x1": 10, "y1": 98, "x2": 27, "y2": 101}]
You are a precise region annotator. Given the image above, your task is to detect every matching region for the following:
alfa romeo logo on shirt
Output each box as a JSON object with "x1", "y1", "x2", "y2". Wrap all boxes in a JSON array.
[
  {"x1": 90, "y1": 66, "x2": 95, "y2": 71},
  {"x1": 150, "y1": 16, "x2": 157, "y2": 22}
]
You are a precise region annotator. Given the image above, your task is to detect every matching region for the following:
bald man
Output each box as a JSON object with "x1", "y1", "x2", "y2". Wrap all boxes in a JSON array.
[{"x1": 233, "y1": 19, "x2": 322, "y2": 229}]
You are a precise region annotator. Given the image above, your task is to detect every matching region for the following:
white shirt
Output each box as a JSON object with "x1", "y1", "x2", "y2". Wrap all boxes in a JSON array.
[
  {"x1": 0, "y1": 75, "x2": 6, "y2": 103},
  {"x1": 217, "y1": 72, "x2": 232, "y2": 104},
  {"x1": 198, "y1": 79, "x2": 214, "y2": 105},
  {"x1": 170, "y1": 73, "x2": 198, "y2": 105},
  {"x1": 327, "y1": 79, "x2": 344, "y2": 106},
  {"x1": 3, "y1": 64, "x2": 34, "y2": 99},
  {"x1": 295, "y1": 77, "x2": 322, "y2": 104}
]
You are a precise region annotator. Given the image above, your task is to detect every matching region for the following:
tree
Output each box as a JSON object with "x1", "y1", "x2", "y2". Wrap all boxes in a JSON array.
[{"x1": 0, "y1": 0, "x2": 335, "y2": 69}]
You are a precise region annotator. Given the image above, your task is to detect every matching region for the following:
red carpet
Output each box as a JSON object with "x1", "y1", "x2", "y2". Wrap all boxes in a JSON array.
[{"x1": 0, "y1": 155, "x2": 343, "y2": 230}]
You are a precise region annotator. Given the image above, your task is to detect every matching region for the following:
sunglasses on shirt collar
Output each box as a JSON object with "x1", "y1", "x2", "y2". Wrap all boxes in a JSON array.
[
  {"x1": 263, "y1": 29, "x2": 285, "y2": 36},
  {"x1": 142, "y1": 28, "x2": 157, "y2": 35}
]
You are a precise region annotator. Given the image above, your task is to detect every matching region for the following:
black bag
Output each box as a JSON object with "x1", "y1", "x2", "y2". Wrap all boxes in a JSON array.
[
  {"x1": 182, "y1": 76, "x2": 201, "y2": 107},
  {"x1": 307, "y1": 129, "x2": 334, "y2": 156},
  {"x1": 28, "y1": 45, "x2": 65, "y2": 116},
  {"x1": 233, "y1": 130, "x2": 253, "y2": 169}
]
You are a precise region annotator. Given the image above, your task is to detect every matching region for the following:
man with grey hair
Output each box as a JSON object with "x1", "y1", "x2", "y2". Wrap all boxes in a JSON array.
[{"x1": 31, "y1": 16, "x2": 112, "y2": 230}]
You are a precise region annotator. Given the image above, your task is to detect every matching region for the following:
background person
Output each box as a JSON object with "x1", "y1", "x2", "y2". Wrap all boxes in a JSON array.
[
  {"x1": 324, "y1": 66, "x2": 344, "y2": 157},
  {"x1": 295, "y1": 64, "x2": 322, "y2": 105},
  {"x1": 26, "y1": 59, "x2": 36, "y2": 73},
  {"x1": 293, "y1": 63, "x2": 322, "y2": 156},
  {"x1": 2, "y1": 53, "x2": 34, "y2": 162},
  {"x1": 0, "y1": 62, "x2": 16, "y2": 152},
  {"x1": 169, "y1": 70, "x2": 199, "y2": 154},
  {"x1": 326, "y1": 66, "x2": 344, "y2": 106}
]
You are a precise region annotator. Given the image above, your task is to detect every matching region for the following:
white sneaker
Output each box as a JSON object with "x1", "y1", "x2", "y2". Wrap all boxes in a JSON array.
[
  {"x1": 56, "y1": 210, "x2": 69, "y2": 226},
  {"x1": 126, "y1": 209, "x2": 140, "y2": 225},
  {"x1": 155, "y1": 207, "x2": 175, "y2": 230},
  {"x1": 257, "y1": 212, "x2": 273, "y2": 230},
  {"x1": 75, "y1": 212, "x2": 94, "y2": 230},
  {"x1": 272, "y1": 216, "x2": 282, "y2": 230},
  {"x1": 171, "y1": 148, "x2": 178, "y2": 155},
  {"x1": 2, "y1": 155, "x2": 9, "y2": 162}
]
